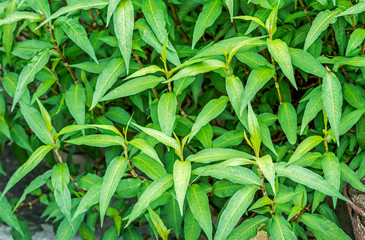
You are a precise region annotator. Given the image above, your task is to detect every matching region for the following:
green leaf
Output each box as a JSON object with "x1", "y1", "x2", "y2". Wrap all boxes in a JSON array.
[
  {"x1": 299, "y1": 213, "x2": 351, "y2": 240},
  {"x1": 0, "y1": 11, "x2": 41, "y2": 26},
  {"x1": 322, "y1": 152, "x2": 340, "y2": 206},
  {"x1": 173, "y1": 160, "x2": 191, "y2": 215},
  {"x1": 233, "y1": 15, "x2": 268, "y2": 32},
  {"x1": 106, "y1": 0, "x2": 121, "y2": 26},
  {"x1": 212, "y1": 130, "x2": 244, "y2": 148},
  {"x1": 186, "y1": 148, "x2": 253, "y2": 163},
  {"x1": 19, "y1": 103, "x2": 54, "y2": 145},
  {"x1": 304, "y1": 9, "x2": 341, "y2": 51},
  {"x1": 343, "y1": 83, "x2": 365, "y2": 109},
  {"x1": 100, "y1": 156, "x2": 127, "y2": 226},
  {"x1": 227, "y1": 216, "x2": 268, "y2": 240},
  {"x1": 289, "y1": 48, "x2": 327, "y2": 77},
  {"x1": 158, "y1": 92, "x2": 177, "y2": 136},
  {"x1": 26, "y1": 0, "x2": 51, "y2": 18},
  {"x1": 38, "y1": 0, "x2": 108, "y2": 28},
  {"x1": 337, "y1": 1, "x2": 365, "y2": 17},
  {"x1": 339, "y1": 107, "x2": 365, "y2": 135},
  {"x1": 267, "y1": 38, "x2": 297, "y2": 89},
  {"x1": 186, "y1": 184, "x2": 212, "y2": 240},
  {"x1": 125, "y1": 65, "x2": 164, "y2": 80},
  {"x1": 91, "y1": 58, "x2": 126, "y2": 109},
  {"x1": 240, "y1": 67, "x2": 274, "y2": 114},
  {"x1": 188, "y1": 96, "x2": 228, "y2": 142},
  {"x1": 256, "y1": 155, "x2": 276, "y2": 193},
  {"x1": 13, "y1": 48, "x2": 50, "y2": 109},
  {"x1": 265, "y1": 4, "x2": 278, "y2": 38},
  {"x1": 1, "y1": 144, "x2": 54, "y2": 198},
  {"x1": 148, "y1": 207, "x2": 171, "y2": 240},
  {"x1": 73, "y1": 181, "x2": 102, "y2": 220},
  {"x1": 192, "y1": 165, "x2": 260, "y2": 185},
  {"x1": 142, "y1": 0, "x2": 167, "y2": 44},
  {"x1": 278, "y1": 102, "x2": 297, "y2": 145},
  {"x1": 66, "y1": 83, "x2": 86, "y2": 126},
  {"x1": 36, "y1": 99, "x2": 53, "y2": 134},
  {"x1": 133, "y1": 154, "x2": 167, "y2": 180},
  {"x1": 56, "y1": 16, "x2": 98, "y2": 63},
  {"x1": 225, "y1": 75, "x2": 243, "y2": 116},
  {"x1": 225, "y1": 0, "x2": 233, "y2": 21},
  {"x1": 126, "y1": 174, "x2": 173, "y2": 226},
  {"x1": 192, "y1": 0, "x2": 222, "y2": 48},
  {"x1": 300, "y1": 88, "x2": 322, "y2": 134},
  {"x1": 287, "y1": 135, "x2": 324, "y2": 165},
  {"x1": 56, "y1": 214, "x2": 84, "y2": 240},
  {"x1": 132, "y1": 124, "x2": 180, "y2": 153},
  {"x1": 2, "y1": 0, "x2": 17, "y2": 58},
  {"x1": 275, "y1": 163, "x2": 347, "y2": 201},
  {"x1": 346, "y1": 29, "x2": 365, "y2": 55},
  {"x1": 215, "y1": 186, "x2": 257, "y2": 240},
  {"x1": 129, "y1": 138, "x2": 163, "y2": 165},
  {"x1": 168, "y1": 59, "x2": 226, "y2": 83},
  {"x1": 52, "y1": 163, "x2": 72, "y2": 226},
  {"x1": 184, "y1": 208, "x2": 201, "y2": 240},
  {"x1": 113, "y1": 0, "x2": 134, "y2": 71},
  {"x1": 340, "y1": 162, "x2": 365, "y2": 192},
  {"x1": 66, "y1": 134, "x2": 125, "y2": 148},
  {"x1": 322, "y1": 72, "x2": 342, "y2": 144},
  {"x1": 102, "y1": 76, "x2": 165, "y2": 101},
  {"x1": 247, "y1": 103, "x2": 261, "y2": 155},
  {"x1": 0, "y1": 195, "x2": 23, "y2": 236},
  {"x1": 270, "y1": 215, "x2": 296, "y2": 240}
]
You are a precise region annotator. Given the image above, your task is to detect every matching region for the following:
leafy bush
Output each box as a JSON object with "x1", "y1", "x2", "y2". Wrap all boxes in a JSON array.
[{"x1": 1, "y1": 0, "x2": 365, "y2": 239}]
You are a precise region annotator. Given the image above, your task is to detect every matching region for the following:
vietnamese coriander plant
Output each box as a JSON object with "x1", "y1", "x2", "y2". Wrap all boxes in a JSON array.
[{"x1": 0, "y1": 0, "x2": 365, "y2": 239}]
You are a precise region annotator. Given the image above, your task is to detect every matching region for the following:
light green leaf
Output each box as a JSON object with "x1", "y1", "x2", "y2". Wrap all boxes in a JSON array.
[
  {"x1": 300, "y1": 88, "x2": 322, "y2": 134},
  {"x1": 212, "y1": 130, "x2": 244, "y2": 148},
  {"x1": 173, "y1": 160, "x2": 191, "y2": 215},
  {"x1": 26, "y1": 0, "x2": 51, "y2": 18},
  {"x1": 125, "y1": 65, "x2": 164, "y2": 80},
  {"x1": 215, "y1": 186, "x2": 257, "y2": 240},
  {"x1": 10, "y1": 124, "x2": 32, "y2": 152},
  {"x1": 275, "y1": 163, "x2": 347, "y2": 201},
  {"x1": 0, "y1": 11, "x2": 41, "y2": 26},
  {"x1": 0, "y1": 195, "x2": 23, "y2": 236},
  {"x1": 13, "y1": 48, "x2": 50, "y2": 109},
  {"x1": 132, "y1": 124, "x2": 180, "y2": 153},
  {"x1": 73, "y1": 181, "x2": 102, "y2": 220},
  {"x1": 102, "y1": 76, "x2": 165, "y2": 101},
  {"x1": 36, "y1": 99, "x2": 53, "y2": 134},
  {"x1": 278, "y1": 102, "x2": 297, "y2": 145},
  {"x1": 38, "y1": 0, "x2": 108, "y2": 28},
  {"x1": 187, "y1": 184, "x2": 212, "y2": 240},
  {"x1": 265, "y1": 4, "x2": 278, "y2": 38},
  {"x1": 322, "y1": 72, "x2": 342, "y2": 143},
  {"x1": 106, "y1": 0, "x2": 121, "y2": 26},
  {"x1": 192, "y1": 0, "x2": 222, "y2": 48},
  {"x1": 339, "y1": 107, "x2": 365, "y2": 135},
  {"x1": 129, "y1": 138, "x2": 163, "y2": 165},
  {"x1": 227, "y1": 216, "x2": 268, "y2": 240},
  {"x1": 256, "y1": 155, "x2": 276, "y2": 193},
  {"x1": 184, "y1": 208, "x2": 201, "y2": 240},
  {"x1": 247, "y1": 103, "x2": 261, "y2": 155},
  {"x1": 126, "y1": 174, "x2": 173, "y2": 226},
  {"x1": 52, "y1": 163, "x2": 72, "y2": 225},
  {"x1": 225, "y1": 75, "x2": 243, "y2": 116},
  {"x1": 56, "y1": 214, "x2": 84, "y2": 240},
  {"x1": 186, "y1": 148, "x2": 253, "y2": 163},
  {"x1": 346, "y1": 29, "x2": 365, "y2": 55},
  {"x1": 148, "y1": 207, "x2": 171, "y2": 240},
  {"x1": 304, "y1": 10, "x2": 341, "y2": 51},
  {"x1": 56, "y1": 16, "x2": 98, "y2": 63},
  {"x1": 114, "y1": 0, "x2": 134, "y2": 71},
  {"x1": 287, "y1": 135, "x2": 323, "y2": 165},
  {"x1": 19, "y1": 103, "x2": 54, "y2": 145},
  {"x1": 133, "y1": 154, "x2": 167, "y2": 180},
  {"x1": 158, "y1": 92, "x2": 177, "y2": 136},
  {"x1": 225, "y1": 0, "x2": 233, "y2": 21},
  {"x1": 343, "y1": 83, "x2": 365, "y2": 109},
  {"x1": 3, "y1": 0, "x2": 17, "y2": 58},
  {"x1": 289, "y1": 48, "x2": 327, "y2": 77},
  {"x1": 340, "y1": 162, "x2": 365, "y2": 192},
  {"x1": 322, "y1": 152, "x2": 340, "y2": 206},
  {"x1": 168, "y1": 59, "x2": 226, "y2": 83},
  {"x1": 188, "y1": 96, "x2": 228, "y2": 142},
  {"x1": 91, "y1": 58, "x2": 126, "y2": 109},
  {"x1": 66, "y1": 83, "x2": 86, "y2": 126},
  {"x1": 337, "y1": 1, "x2": 365, "y2": 17},
  {"x1": 267, "y1": 38, "x2": 297, "y2": 89},
  {"x1": 1, "y1": 145, "x2": 53, "y2": 198},
  {"x1": 270, "y1": 215, "x2": 296, "y2": 240},
  {"x1": 240, "y1": 67, "x2": 274, "y2": 114},
  {"x1": 233, "y1": 15, "x2": 268, "y2": 32},
  {"x1": 66, "y1": 134, "x2": 125, "y2": 148},
  {"x1": 142, "y1": 0, "x2": 167, "y2": 44},
  {"x1": 299, "y1": 213, "x2": 351, "y2": 240},
  {"x1": 100, "y1": 156, "x2": 127, "y2": 226}
]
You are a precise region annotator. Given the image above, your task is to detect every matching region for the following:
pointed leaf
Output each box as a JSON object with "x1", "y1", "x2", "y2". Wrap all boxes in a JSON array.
[
  {"x1": 278, "y1": 102, "x2": 297, "y2": 145},
  {"x1": 158, "y1": 92, "x2": 177, "y2": 136},
  {"x1": 173, "y1": 160, "x2": 191, "y2": 215}
]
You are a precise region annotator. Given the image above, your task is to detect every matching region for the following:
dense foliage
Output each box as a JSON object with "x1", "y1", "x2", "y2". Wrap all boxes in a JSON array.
[{"x1": 0, "y1": 0, "x2": 365, "y2": 239}]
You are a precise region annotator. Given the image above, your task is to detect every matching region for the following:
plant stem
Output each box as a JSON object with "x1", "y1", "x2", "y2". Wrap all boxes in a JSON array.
[{"x1": 169, "y1": 2, "x2": 191, "y2": 44}]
